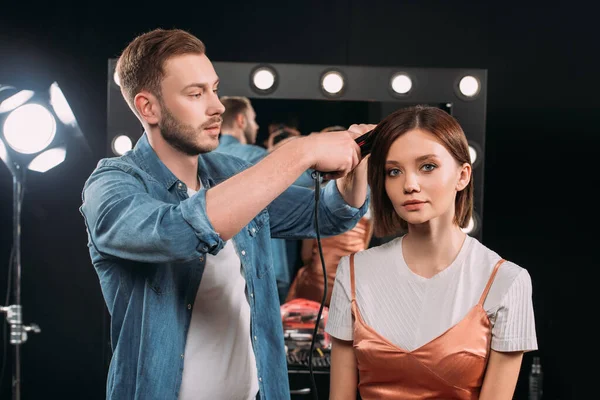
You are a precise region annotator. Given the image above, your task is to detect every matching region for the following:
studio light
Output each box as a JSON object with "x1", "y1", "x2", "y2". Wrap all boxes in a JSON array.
[
  {"x1": 112, "y1": 134, "x2": 133, "y2": 155},
  {"x1": 469, "y1": 145, "x2": 478, "y2": 165},
  {"x1": 3, "y1": 103, "x2": 57, "y2": 154},
  {"x1": 468, "y1": 141, "x2": 483, "y2": 169},
  {"x1": 462, "y1": 213, "x2": 479, "y2": 235},
  {"x1": 458, "y1": 75, "x2": 480, "y2": 98},
  {"x1": 50, "y1": 82, "x2": 77, "y2": 126},
  {"x1": 250, "y1": 65, "x2": 278, "y2": 94},
  {"x1": 320, "y1": 70, "x2": 345, "y2": 96},
  {"x1": 0, "y1": 81, "x2": 88, "y2": 400},
  {"x1": 0, "y1": 86, "x2": 35, "y2": 114},
  {"x1": 0, "y1": 82, "x2": 86, "y2": 175},
  {"x1": 390, "y1": 73, "x2": 413, "y2": 95},
  {"x1": 28, "y1": 147, "x2": 67, "y2": 173},
  {"x1": 0, "y1": 138, "x2": 7, "y2": 163}
]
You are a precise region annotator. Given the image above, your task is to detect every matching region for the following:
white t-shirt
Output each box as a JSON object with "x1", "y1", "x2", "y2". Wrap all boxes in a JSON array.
[
  {"x1": 326, "y1": 235, "x2": 538, "y2": 353},
  {"x1": 179, "y1": 187, "x2": 258, "y2": 400}
]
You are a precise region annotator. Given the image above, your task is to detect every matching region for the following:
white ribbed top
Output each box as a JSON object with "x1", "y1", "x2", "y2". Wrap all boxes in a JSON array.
[{"x1": 326, "y1": 235, "x2": 538, "y2": 353}]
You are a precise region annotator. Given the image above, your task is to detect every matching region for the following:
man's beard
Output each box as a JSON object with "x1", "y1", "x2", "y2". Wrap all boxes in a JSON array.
[{"x1": 158, "y1": 103, "x2": 221, "y2": 156}]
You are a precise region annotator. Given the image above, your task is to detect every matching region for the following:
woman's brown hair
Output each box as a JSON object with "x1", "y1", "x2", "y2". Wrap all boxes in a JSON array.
[{"x1": 367, "y1": 105, "x2": 473, "y2": 237}]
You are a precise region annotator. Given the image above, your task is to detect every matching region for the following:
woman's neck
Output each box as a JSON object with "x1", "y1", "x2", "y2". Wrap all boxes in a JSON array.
[{"x1": 401, "y1": 224, "x2": 467, "y2": 279}]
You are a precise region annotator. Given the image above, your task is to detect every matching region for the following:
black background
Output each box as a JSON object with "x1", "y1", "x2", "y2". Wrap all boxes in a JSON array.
[{"x1": 1, "y1": 1, "x2": 595, "y2": 399}]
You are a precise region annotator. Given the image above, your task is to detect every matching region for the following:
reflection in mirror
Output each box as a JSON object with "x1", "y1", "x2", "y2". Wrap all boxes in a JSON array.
[{"x1": 249, "y1": 98, "x2": 453, "y2": 149}]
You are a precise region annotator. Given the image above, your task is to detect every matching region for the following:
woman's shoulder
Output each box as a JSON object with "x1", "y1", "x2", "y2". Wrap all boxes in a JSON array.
[
  {"x1": 350, "y1": 236, "x2": 403, "y2": 270},
  {"x1": 467, "y1": 237, "x2": 526, "y2": 275},
  {"x1": 466, "y1": 237, "x2": 532, "y2": 297}
]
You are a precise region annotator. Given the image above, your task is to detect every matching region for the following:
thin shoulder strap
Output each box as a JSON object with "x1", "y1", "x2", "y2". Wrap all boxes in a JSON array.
[
  {"x1": 363, "y1": 218, "x2": 374, "y2": 248},
  {"x1": 478, "y1": 258, "x2": 506, "y2": 305},
  {"x1": 350, "y1": 253, "x2": 357, "y2": 302}
]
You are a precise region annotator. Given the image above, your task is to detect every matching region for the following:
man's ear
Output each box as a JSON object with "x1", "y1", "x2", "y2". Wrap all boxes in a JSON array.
[
  {"x1": 134, "y1": 91, "x2": 160, "y2": 125},
  {"x1": 456, "y1": 162, "x2": 472, "y2": 191},
  {"x1": 235, "y1": 113, "x2": 246, "y2": 128}
]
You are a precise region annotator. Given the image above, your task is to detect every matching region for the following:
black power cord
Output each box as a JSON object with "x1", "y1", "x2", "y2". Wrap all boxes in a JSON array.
[
  {"x1": 305, "y1": 130, "x2": 374, "y2": 399},
  {"x1": 308, "y1": 171, "x2": 327, "y2": 400}
]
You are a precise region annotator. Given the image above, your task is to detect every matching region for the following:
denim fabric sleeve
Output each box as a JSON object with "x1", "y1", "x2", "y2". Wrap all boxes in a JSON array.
[
  {"x1": 80, "y1": 165, "x2": 224, "y2": 263},
  {"x1": 267, "y1": 179, "x2": 370, "y2": 239},
  {"x1": 292, "y1": 169, "x2": 318, "y2": 188},
  {"x1": 245, "y1": 146, "x2": 267, "y2": 164}
]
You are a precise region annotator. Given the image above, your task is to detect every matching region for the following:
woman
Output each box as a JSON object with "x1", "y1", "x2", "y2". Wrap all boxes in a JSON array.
[{"x1": 326, "y1": 105, "x2": 538, "y2": 399}]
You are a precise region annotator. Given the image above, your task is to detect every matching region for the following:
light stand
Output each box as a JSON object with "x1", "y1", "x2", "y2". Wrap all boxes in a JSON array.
[
  {"x1": 0, "y1": 82, "x2": 85, "y2": 400},
  {"x1": 0, "y1": 163, "x2": 41, "y2": 400}
]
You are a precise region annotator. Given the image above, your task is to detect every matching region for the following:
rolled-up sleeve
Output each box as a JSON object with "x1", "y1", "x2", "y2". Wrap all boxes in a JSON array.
[
  {"x1": 321, "y1": 177, "x2": 370, "y2": 217},
  {"x1": 268, "y1": 179, "x2": 370, "y2": 239},
  {"x1": 80, "y1": 165, "x2": 224, "y2": 264}
]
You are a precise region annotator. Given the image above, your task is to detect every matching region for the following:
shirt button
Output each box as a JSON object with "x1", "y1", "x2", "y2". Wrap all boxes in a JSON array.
[
  {"x1": 187, "y1": 304, "x2": 191, "y2": 310},
  {"x1": 180, "y1": 354, "x2": 184, "y2": 359},
  {"x1": 250, "y1": 293, "x2": 254, "y2": 298},
  {"x1": 254, "y1": 336, "x2": 257, "y2": 341},
  {"x1": 177, "y1": 182, "x2": 183, "y2": 189},
  {"x1": 199, "y1": 256, "x2": 204, "y2": 262},
  {"x1": 251, "y1": 228, "x2": 256, "y2": 233},
  {"x1": 259, "y1": 377, "x2": 262, "y2": 382},
  {"x1": 241, "y1": 250, "x2": 246, "y2": 256}
]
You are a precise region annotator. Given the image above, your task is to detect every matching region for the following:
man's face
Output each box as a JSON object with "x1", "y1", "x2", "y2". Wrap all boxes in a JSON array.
[
  {"x1": 157, "y1": 53, "x2": 225, "y2": 155},
  {"x1": 243, "y1": 106, "x2": 259, "y2": 144}
]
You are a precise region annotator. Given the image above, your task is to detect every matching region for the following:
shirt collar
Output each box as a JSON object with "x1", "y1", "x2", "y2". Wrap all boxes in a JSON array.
[
  {"x1": 132, "y1": 132, "x2": 222, "y2": 191},
  {"x1": 219, "y1": 134, "x2": 241, "y2": 146},
  {"x1": 131, "y1": 133, "x2": 182, "y2": 190}
]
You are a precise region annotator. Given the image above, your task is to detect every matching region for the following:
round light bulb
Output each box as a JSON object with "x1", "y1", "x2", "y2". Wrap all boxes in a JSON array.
[
  {"x1": 469, "y1": 145, "x2": 478, "y2": 164},
  {"x1": 112, "y1": 135, "x2": 132, "y2": 155},
  {"x1": 322, "y1": 72, "x2": 344, "y2": 94},
  {"x1": 252, "y1": 68, "x2": 276, "y2": 90},
  {"x1": 391, "y1": 74, "x2": 412, "y2": 94},
  {"x1": 3, "y1": 104, "x2": 57, "y2": 154},
  {"x1": 461, "y1": 216, "x2": 477, "y2": 234},
  {"x1": 459, "y1": 76, "x2": 480, "y2": 97}
]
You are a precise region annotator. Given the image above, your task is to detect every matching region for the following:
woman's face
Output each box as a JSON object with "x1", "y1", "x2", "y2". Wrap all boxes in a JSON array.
[{"x1": 384, "y1": 128, "x2": 470, "y2": 229}]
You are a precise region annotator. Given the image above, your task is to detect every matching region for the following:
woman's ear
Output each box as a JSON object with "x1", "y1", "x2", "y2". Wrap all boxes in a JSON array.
[{"x1": 456, "y1": 162, "x2": 472, "y2": 191}]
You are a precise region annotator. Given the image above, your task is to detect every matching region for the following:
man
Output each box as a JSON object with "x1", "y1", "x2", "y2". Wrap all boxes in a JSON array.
[
  {"x1": 80, "y1": 28, "x2": 371, "y2": 400},
  {"x1": 214, "y1": 96, "x2": 295, "y2": 303},
  {"x1": 214, "y1": 96, "x2": 263, "y2": 161}
]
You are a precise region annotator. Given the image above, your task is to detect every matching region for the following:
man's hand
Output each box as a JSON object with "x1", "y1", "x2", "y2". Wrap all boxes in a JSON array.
[
  {"x1": 303, "y1": 125, "x2": 373, "y2": 180},
  {"x1": 336, "y1": 123, "x2": 376, "y2": 207}
]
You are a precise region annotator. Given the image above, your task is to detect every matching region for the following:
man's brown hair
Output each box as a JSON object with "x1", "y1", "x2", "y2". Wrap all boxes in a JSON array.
[
  {"x1": 116, "y1": 28, "x2": 206, "y2": 118},
  {"x1": 220, "y1": 96, "x2": 252, "y2": 129}
]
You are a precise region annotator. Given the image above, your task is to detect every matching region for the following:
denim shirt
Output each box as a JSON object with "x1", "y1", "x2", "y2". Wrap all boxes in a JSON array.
[
  {"x1": 215, "y1": 134, "x2": 316, "y2": 188},
  {"x1": 79, "y1": 133, "x2": 369, "y2": 400},
  {"x1": 215, "y1": 134, "x2": 291, "y2": 302}
]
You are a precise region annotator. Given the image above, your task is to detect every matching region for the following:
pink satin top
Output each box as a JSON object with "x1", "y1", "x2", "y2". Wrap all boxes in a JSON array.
[
  {"x1": 349, "y1": 254, "x2": 506, "y2": 399},
  {"x1": 285, "y1": 216, "x2": 372, "y2": 306}
]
